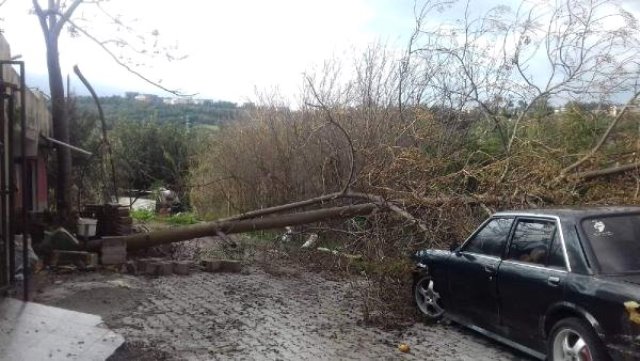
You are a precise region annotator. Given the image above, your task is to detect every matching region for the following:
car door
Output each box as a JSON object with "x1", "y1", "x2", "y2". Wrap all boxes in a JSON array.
[
  {"x1": 447, "y1": 217, "x2": 513, "y2": 331},
  {"x1": 496, "y1": 217, "x2": 568, "y2": 351}
]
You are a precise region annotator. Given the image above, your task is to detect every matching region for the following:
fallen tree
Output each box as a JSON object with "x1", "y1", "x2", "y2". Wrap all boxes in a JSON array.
[{"x1": 88, "y1": 203, "x2": 380, "y2": 251}]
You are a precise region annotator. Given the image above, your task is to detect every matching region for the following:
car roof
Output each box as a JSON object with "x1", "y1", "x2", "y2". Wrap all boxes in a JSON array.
[{"x1": 493, "y1": 206, "x2": 640, "y2": 223}]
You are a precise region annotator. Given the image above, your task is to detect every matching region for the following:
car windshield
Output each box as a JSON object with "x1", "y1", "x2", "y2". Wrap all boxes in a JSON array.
[{"x1": 581, "y1": 214, "x2": 640, "y2": 274}]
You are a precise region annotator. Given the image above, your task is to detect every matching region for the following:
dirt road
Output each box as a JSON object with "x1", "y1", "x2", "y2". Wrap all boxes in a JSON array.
[{"x1": 33, "y1": 264, "x2": 532, "y2": 361}]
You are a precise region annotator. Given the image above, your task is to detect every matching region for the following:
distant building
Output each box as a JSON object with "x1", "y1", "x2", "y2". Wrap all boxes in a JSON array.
[
  {"x1": 163, "y1": 97, "x2": 192, "y2": 105},
  {"x1": 161, "y1": 97, "x2": 211, "y2": 106},
  {"x1": 134, "y1": 94, "x2": 160, "y2": 103}
]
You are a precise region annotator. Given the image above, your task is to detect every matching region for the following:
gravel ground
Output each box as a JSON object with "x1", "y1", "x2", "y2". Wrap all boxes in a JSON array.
[{"x1": 33, "y1": 264, "x2": 534, "y2": 361}]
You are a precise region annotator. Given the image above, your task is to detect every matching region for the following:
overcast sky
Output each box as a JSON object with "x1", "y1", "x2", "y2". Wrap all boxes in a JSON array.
[
  {"x1": 1, "y1": 0, "x2": 639, "y2": 103},
  {"x1": 1, "y1": 0, "x2": 417, "y2": 102}
]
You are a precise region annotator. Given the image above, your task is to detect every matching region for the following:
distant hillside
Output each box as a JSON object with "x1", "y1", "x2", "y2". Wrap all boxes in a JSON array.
[{"x1": 72, "y1": 95, "x2": 248, "y2": 127}]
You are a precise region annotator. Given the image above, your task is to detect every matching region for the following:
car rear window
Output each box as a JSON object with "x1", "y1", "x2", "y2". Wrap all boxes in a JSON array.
[{"x1": 581, "y1": 214, "x2": 640, "y2": 274}]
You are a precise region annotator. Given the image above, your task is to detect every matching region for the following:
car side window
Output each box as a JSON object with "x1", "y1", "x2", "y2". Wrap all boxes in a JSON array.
[
  {"x1": 547, "y1": 232, "x2": 567, "y2": 269},
  {"x1": 463, "y1": 218, "x2": 513, "y2": 258},
  {"x1": 507, "y1": 220, "x2": 557, "y2": 266}
]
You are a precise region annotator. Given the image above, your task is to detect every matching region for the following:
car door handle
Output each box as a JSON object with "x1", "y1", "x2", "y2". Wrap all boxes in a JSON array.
[
  {"x1": 547, "y1": 276, "x2": 561, "y2": 286},
  {"x1": 483, "y1": 265, "x2": 496, "y2": 274}
]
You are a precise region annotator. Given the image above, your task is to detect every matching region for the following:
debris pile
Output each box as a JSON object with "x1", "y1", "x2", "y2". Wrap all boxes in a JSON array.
[{"x1": 83, "y1": 203, "x2": 132, "y2": 237}]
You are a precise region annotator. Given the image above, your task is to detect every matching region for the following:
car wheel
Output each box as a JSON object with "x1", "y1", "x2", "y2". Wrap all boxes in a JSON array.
[
  {"x1": 413, "y1": 275, "x2": 444, "y2": 320},
  {"x1": 548, "y1": 317, "x2": 610, "y2": 361}
]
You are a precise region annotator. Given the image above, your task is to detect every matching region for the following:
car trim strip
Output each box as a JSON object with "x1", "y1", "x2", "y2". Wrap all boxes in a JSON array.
[
  {"x1": 459, "y1": 252, "x2": 501, "y2": 261},
  {"x1": 500, "y1": 259, "x2": 568, "y2": 273}
]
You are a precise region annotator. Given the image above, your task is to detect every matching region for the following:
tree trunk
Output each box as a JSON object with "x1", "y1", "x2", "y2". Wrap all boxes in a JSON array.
[
  {"x1": 87, "y1": 203, "x2": 379, "y2": 251},
  {"x1": 46, "y1": 36, "x2": 72, "y2": 221}
]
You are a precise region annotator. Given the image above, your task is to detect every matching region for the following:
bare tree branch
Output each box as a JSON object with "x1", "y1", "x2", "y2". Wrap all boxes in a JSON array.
[
  {"x1": 576, "y1": 161, "x2": 640, "y2": 181},
  {"x1": 60, "y1": 16, "x2": 193, "y2": 96},
  {"x1": 73, "y1": 64, "x2": 118, "y2": 201},
  {"x1": 53, "y1": 0, "x2": 82, "y2": 35},
  {"x1": 304, "y1": 75, "x2": 356, "y2": 194}
]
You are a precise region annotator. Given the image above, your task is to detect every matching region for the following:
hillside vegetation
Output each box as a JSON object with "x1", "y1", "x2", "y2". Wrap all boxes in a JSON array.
[{"x1": 67, "y1": 95, "x2": 244, "y2": 205}]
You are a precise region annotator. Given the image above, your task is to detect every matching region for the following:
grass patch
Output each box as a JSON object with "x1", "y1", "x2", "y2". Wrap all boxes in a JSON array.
[
  {"x1": 131, "y1": 208, "x2": 155, "y2": 222},
  {"x1": 240, "y1": 230, "x2": 280, "y2": 243},
  {"x1": 165, "y1": 212, "x2": 199, "y2": 226}
]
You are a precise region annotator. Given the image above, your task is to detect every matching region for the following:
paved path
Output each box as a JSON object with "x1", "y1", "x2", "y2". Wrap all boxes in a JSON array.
[
  {"x1": 35, "y1": 266, "x2": 533, "y2": 361},
  {"x1": 0, "y1": 298, "x2": 123, "y2": 361}
]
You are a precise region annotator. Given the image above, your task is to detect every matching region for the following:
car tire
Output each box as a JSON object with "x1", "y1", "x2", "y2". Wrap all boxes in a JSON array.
[
  {"x1": 412, "y1": 275, "x2": 445, "y2": 321},
  {"x1": 548, "y1": 317, "x2": 610, "y2": 361}
]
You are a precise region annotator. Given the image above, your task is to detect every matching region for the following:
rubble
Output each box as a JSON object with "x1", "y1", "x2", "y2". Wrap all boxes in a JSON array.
[
  {"x1": 50, "y1": 250, "x2": 98, "y2": 269},
  {"x1": 48, "y1": 227, "x2": 80, "y2": 250}
]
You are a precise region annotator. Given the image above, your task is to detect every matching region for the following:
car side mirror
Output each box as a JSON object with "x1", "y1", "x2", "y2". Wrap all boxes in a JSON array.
[{"x1": 449, "y1": 241, "x2": 460, "y2": 252}]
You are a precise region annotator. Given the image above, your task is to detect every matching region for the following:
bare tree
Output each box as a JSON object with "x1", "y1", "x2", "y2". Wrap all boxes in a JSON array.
[
  {"x1": 32, "y1": 0, "x2": 83, "y2": 221},
  {"x1": 31, "y1": 0, "x2": 186, "y2": 220},
  {"x1": 410, "y1": 0, "x2": 640, "y2": 158}
]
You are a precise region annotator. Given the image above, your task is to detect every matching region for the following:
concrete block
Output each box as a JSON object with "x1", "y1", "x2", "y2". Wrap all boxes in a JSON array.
[
  {"x1": 135, "y1": 257, "x2": 157, "y2": 271},
  {"x1": 101, "y1": 237, "x2": 127, "y2": 265},
  {"x1": 144, "y1": 261, "x2": 159, "y2": 275},
  {"x1": 155, "y1": 261, "x2": 174, "y2": 276},
  {"x1": 172, "y1": 261, "x2": 191, "y2": 275},
  {"x1": 220, "y1": 260, "x2": 242, "y2": 273},
  {"x1": 201, "y1": 259, "x2": 222, "y2": 272},
  {"x1": 101, "y1": 252, "x2": 126, "y2": 265},
  {"x1": 101, "y1": 237, "x2": 127, "y2": 249},
  {"x1": 125, "y1": 260, "x2": 137, "y2": 274},
  {"x1": 142, "y1": 261, "x2": 173, "y2": 276}
]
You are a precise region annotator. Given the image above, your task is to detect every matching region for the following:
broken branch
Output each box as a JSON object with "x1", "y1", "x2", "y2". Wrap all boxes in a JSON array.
[{"x1": 575, "y1": 161, "x2": 640, "y2": 181}]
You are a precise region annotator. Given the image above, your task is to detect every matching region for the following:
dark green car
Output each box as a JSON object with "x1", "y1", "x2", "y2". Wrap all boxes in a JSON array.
[{"x1": 412, "y1": 207, "x2": 640, "y2": 361}]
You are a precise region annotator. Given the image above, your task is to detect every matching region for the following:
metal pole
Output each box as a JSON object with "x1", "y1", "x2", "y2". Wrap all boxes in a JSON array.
[
  {"x1": 0, "y1": 77, "x2": 6, "y2": 288},
  {"x1": 5, "y1": 88, "x2": 16, "y2": 284},
  {"x1": 41, "y1": 136, "x2": 92, "y2": 156},
  {"x1": 7, "y1": 91, "x2": 15, "y2": 286},
  {"x1": 0, "y1": 61, "x2": 21, "y2": 289},
  {"x1": 18, "y1": 62, "x2": 28, "y2": 301}
]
